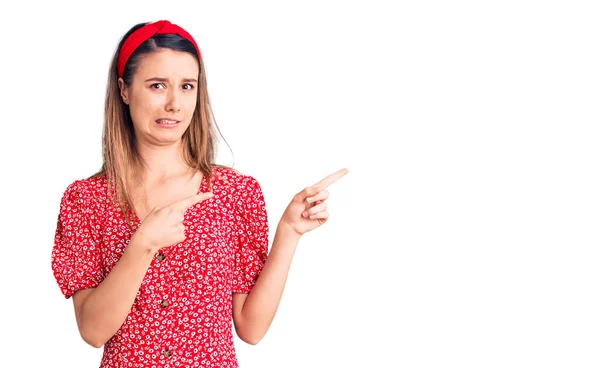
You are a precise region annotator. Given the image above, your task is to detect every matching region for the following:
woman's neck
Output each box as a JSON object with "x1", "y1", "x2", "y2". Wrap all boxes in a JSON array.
[{"x1": 134, "y1": 141, "x2": 192, "y2": 183}]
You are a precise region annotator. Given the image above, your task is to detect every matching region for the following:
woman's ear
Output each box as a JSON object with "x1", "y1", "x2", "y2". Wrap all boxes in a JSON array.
[{"x1": 118, "y1": 77, "x2": 129, "y2": 105}]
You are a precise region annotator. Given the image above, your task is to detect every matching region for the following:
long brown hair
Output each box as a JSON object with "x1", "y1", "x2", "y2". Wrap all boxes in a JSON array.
[{"x1": 90, "y1": 21, "x2": 236, "y2": 228}]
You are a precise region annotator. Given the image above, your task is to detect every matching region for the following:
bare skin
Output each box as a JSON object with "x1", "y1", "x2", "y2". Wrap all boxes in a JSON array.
[{"x1": 129, "y1": 169, "x2": 204, "y2": 222}]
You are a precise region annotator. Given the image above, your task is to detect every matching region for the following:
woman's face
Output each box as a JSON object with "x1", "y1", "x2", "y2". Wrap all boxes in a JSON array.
[{"x1": 118, "y1": 48, "x2": 199, "y2": 146}]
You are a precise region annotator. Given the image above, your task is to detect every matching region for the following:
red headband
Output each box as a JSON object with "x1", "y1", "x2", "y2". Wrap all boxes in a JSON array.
[{"x1": 117, "y1": 20, "x2": 201, "y2": 78}]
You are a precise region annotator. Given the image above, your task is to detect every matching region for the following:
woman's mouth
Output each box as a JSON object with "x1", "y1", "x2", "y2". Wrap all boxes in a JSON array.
[{"x1": 155, "y1": 119, "x2": 180, "y2": 127}]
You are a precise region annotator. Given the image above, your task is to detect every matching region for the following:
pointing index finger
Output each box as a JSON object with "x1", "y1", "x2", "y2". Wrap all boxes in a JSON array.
[
  {"x1": 172, "y1": 192, "x2": 214, "y2": 212},
  {"x1": 314, "y1": 168, "x2": 349, "y2": 189}
]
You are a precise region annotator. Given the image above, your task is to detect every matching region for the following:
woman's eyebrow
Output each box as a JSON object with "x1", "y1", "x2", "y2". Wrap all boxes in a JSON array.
[{"x1": 144, "y1": 77, "x2": 198, "y2": 83}]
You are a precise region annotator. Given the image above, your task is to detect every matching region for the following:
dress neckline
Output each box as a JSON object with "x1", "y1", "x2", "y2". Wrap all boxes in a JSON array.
[{"x1": 131, "y1": 171, "x2": 208, "y2": 228}]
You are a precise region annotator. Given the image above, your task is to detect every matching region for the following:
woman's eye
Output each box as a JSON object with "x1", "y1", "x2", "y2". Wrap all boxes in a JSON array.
[{"x1": 150, "y1": 83, "x2": 194, "y2": 90}]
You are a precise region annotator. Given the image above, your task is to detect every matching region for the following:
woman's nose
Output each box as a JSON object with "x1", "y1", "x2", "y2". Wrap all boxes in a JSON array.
[{"x1": 166, "y1": 91, "x2": 181, "y2": 112}]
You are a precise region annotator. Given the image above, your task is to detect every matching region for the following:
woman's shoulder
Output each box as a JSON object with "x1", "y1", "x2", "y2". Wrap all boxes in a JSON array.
[
  {"x1": 212, "y1": 166, "x2": 261, "y2": 189},
  {"x1": 60, "y1": 173, "x2": 108, "y2": 205},
  {"x1": 213, "y1": 165, "x2": 242, "y2": 179},
  {"x1": 76, "y1": 173, "x2": 107, "y2": 192},
  {"x1": 211, "y1": 166, "x2": 265, "y2": 208}
]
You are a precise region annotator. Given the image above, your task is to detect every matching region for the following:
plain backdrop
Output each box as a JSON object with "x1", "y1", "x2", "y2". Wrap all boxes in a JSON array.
[{"x1": 1, "y1": 0, "x2": 599, "y2": 367}]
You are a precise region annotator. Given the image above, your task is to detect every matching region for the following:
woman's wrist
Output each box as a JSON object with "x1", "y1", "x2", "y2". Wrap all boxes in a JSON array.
[
  {"x1": 277, "y1": 220, "x2": 303, "y2": 240},
  {"x1": 128, "y1": 231, "x2": 156, "y2": 258}
]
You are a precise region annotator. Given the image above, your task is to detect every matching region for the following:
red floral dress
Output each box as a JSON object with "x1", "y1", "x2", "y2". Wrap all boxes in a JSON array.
[{"x1": 51, "y1": 167, "x2": 269, "y2": 368}]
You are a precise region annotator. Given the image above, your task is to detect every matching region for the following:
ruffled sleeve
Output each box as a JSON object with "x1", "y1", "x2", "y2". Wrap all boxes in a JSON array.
[
  {"x1": 232, "y1": 175, "x2": 270, "y2": 294},
  {"x1": 51, "y1": 180, "x2": 104, "y2": 299}
]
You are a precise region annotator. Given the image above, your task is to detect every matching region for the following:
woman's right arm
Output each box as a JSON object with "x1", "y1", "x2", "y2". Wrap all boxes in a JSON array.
[
  {"x1": 72, "y1": 233, "x2": 153, "y2": 348},
  {"x1": 70, "y1": 191, "x2": 213, "y2": 348}
]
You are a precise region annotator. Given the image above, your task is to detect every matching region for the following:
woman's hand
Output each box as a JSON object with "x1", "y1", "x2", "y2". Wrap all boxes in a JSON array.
[
  {"x1": 133, "y1": 192, "x2": 214, "y2": 253},
  {"x1": 280, "y1": 168, "x2": 348, "y2": 236}
]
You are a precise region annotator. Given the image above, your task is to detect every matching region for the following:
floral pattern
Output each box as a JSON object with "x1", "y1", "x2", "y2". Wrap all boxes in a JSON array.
[{"x1": 51, "y1": 167, "x2": 269, "y2": 367}]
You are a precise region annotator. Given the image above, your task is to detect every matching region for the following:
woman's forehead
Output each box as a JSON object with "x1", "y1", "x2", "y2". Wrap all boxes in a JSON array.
[{"x1": 135, "y1": 49, "x2": 199, "y2": 81}]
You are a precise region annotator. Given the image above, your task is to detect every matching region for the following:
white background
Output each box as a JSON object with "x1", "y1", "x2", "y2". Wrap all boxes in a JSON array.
[{"x1": 1, "y1": 0, "x2": 599, "y2": 367}]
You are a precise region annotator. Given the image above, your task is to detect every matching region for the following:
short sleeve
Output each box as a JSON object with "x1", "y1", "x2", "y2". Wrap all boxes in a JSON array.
[
  {"x1": 232, "y1": 175, "x2": 269, "y2": 294},
  {"x1": 51, "y1": 181, "x2": 104, "y2": 299}
]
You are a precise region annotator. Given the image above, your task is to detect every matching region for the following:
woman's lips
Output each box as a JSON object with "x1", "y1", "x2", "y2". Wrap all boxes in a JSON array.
[{"x1": 155, "y1": 119, "x2": 180, "y2": 127}]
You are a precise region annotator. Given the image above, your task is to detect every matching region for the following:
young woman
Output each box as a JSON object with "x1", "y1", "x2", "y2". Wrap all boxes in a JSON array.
[{"x1": 50, "y1": 19, "x2": 348, "y2": 367}]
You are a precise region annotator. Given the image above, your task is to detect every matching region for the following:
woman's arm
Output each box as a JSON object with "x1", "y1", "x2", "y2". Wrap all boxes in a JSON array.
[
  {"x1": 72, "y1": 192, "x2": 213, "y2": 348},
  {"x1": 232, "y1": 168, "x2": 348, "y2": 344},
  {"x1": 73, "y1": 234, "x2": 154, "y2": 348},
  {"x1": 232, "y1": 221, "x2": 300, "y2": 345}
]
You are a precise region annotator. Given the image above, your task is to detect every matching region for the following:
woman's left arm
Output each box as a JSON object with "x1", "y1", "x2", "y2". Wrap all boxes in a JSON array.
[
  {"x1": 232, "y1": 168, "x2": 348, "y2": 345},
  {"x1": 232, "y1": 222, "x2": 300, "y2": 345}
]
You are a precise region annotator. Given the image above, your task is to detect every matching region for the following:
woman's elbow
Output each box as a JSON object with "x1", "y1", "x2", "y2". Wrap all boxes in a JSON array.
[
  {"x1": 241, "y1": 335, "x2": 262, "y2": 345},
  {"x1": 236, "y1": 327, "x2": 264, "y2": 345},
  {"x1": 79, "y1": 327, "x2": 106, "y2": 348}
]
